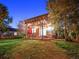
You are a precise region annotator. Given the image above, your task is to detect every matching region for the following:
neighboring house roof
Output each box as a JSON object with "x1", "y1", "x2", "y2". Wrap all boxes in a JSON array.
[{"x1": 7, "y1": 27, "x2": 17, "y2": 31}]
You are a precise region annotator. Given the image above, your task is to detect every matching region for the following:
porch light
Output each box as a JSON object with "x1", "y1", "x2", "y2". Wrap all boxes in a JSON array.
[
  {"x1": 47, "y1": 26, "x2": 54, "y2": 31},
  {"x1": 47, "y1": 23, "x2": 54, "y2": 31}
]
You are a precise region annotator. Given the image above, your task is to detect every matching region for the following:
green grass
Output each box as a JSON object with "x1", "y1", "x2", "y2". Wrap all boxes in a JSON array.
[
  {"x1": 0, "y1": 39, "x2": 22, "y2": 58},
  {"x1": 55, "y1": 40, "x2": 79, "y2": 59},
  {"x1": 0, "y1": 39, "x2": 79, "y2": 59},
  {"x1": 10, "y1": 40, "x2": 69, "y2": 59}
]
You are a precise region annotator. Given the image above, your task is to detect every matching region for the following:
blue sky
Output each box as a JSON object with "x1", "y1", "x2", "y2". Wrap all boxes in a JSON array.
[{"x1": 0, "y1": 0, "x2": 48, "y2": 28}]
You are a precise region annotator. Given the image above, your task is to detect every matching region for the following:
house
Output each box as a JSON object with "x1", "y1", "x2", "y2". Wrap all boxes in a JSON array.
[
  {"x1": 7, "y1": 27, "x2": 18, "y2": 36},
  {"x1": 19, "y1": 14, "x2": 56, "y2": 39},
  {"x1": 0, "y1": 27, "x2": 18, "y2": 39}
]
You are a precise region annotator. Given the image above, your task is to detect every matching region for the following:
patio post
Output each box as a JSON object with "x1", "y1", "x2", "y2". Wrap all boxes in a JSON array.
[
  {"x1": 42, "y1": 22, "x2": 43, "y2": 40},
  {"x1": 32, "y1": 23, "x2": 34, "y2": 40},
  {"x1": 25, "y1": 24, "x2": 27, "y2": 39}
]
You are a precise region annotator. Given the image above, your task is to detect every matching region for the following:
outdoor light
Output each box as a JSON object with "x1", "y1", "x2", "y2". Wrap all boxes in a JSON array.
[
  {"x1": 27, "y1": 23, "x2": 32, "y2": 26},
  {"x1": 47, "y1": 26, "x2": 54, "y2": 31},
  {"x1": 14, "y1": 32, "x2": 17, "y2": 36},
  {"x1": 47, "y1": 23, "x2": 54, "y2": 31},
  {"x1": 62, "y1": 27, "x2": 65, "y2": 29},
  {"x1": 52, "y1": 26, "x2": 54, "y2": 30}
]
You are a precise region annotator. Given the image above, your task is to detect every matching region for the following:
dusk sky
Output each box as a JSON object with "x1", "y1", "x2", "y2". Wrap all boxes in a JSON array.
[{"x1": 0, "y1": 0, "x2": 48, "y2": 28}]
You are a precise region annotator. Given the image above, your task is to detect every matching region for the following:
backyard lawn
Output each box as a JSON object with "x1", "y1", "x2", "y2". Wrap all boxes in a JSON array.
[
  {"x1": 0, "y1": 39, "x2": 79, "y2": 59},
  {"x1": 0, "y1": 39, "x2": 22, "y2": 59}
]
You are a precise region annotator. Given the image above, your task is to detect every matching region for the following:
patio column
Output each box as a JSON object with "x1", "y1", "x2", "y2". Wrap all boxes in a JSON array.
[
  {"x1": 41, "y1": 22, "x2": 44, "y2": 40},
  {"x1": 32, "y1": 23, "x2": 34, "y2": 39},
  {"x1": 25, "y1": 24, "x2": 27, "y2": 38}
]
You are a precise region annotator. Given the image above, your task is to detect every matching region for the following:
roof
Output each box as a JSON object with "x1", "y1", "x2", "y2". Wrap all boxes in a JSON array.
[
  {"x1": 24, "y1": 14, "x2": 48, "y2": 23},
  {"x1": 7, "y1": 27, "x2": 17, "y2": 31}
]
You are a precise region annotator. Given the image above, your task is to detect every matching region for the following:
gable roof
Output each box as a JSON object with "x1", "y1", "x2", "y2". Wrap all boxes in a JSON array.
[{"x1": 24, "y1": 14, "x2": 48, "y2": 23}]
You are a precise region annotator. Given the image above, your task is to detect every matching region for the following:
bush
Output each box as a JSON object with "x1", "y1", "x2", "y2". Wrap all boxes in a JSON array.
[{"x1": 69, "y1": 32, "x2": 76, "y2": 41}]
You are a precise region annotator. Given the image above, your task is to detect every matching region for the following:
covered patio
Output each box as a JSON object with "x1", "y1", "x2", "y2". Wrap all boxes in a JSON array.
[{"x1": 19, "y1": 14, "x2": 57, "y2": 39}]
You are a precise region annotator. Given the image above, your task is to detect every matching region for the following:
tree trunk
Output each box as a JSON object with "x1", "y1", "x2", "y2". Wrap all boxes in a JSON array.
[{"x1": 64, "y1": 15, "x2": 68, "y2": 41}]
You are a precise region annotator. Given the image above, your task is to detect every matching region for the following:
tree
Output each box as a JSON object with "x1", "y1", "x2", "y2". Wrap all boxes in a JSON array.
[
  {"x1": 48, "y1": 0, "x2": 79, "y2": 41},
  {"x1": 0, "y1": 3, "x2": 12, "y2": 32}
]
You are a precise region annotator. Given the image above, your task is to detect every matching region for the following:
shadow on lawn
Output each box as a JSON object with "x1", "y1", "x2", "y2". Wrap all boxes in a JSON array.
[{"x1": 55, "y1": 41, "x2": 79, "y2": 59}]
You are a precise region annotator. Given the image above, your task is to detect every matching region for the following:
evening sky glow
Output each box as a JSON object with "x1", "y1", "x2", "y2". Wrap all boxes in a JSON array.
[{"x1": 0, "y1": 0, "x2": 48, "y2": 28}]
